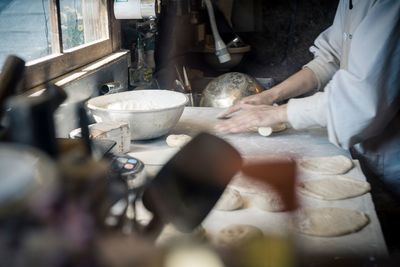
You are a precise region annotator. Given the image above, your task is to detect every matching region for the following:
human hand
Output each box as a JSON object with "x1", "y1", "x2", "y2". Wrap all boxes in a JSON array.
[
  {"x1": 217, "y1": 90, "x2": 277, "y2": 119},
  {"x1": 215, "y1": 104, "x2": 288, "y2": 134}
]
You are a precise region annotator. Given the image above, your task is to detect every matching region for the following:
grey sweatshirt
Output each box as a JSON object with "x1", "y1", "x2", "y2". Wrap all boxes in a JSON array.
[{"x1": 286, "y1": 0, "x2": 400, "y2": 151}]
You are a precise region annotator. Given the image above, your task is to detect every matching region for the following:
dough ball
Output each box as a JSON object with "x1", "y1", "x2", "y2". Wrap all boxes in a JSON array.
[
  {"x1": 230, "y1": 171, "x2": 289, "y2": 212},
  {"x1": 299, "y1": 155, "x2": 354, "y2": 175},
  {"x1": 166, "y1": 134, "x2": 192, "y2": 148},
  {"x1": 215, "y1": 188, "x2": 243, "y2": 211},
  {"x1": 253, "y1": 190, "x2": 286, "y2": 212},
  {"x1": 298, "y1": 176, "x2": 371, "y2": 200},
  {"x1": 257, "y1": 124, "x2": 287, "y2": 137},
  {"x1": 230, "y1": 175, "x2": 264, "y2": 195},
  {"x1": 257, "y1": 127, "x2": 272, "y2": 137},
  {"x1": 156, "y1": 224, "x2": 207, "y2": 245},
  {"x1": 214, "y1": 224, "x2": 263, "y2": 247},
  {"x1": 294, "y1": 207, "x2": 369, "y2": 237}
]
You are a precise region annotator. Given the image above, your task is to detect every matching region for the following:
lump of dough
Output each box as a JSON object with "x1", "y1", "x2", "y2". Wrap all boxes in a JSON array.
[
  {"x1": 253, "y1": 190, "x2": 286, "y2": 212},
  {"x1": 166, "y1": 134, "x2": 192, "y2": 148},
  {"x1": 230, "y1": 174, "x2": 266, "y2": 195},
  {"x1": 298, "y1": 176, "x2": 371, "y2": 200},
  {"x1": 257, "y1": 123, "x2": 287, "y2": 137},
  {"x1": 257, "y1": 127, "x2": 273, "y2": 137},
  {"x1": 156, "y1": 224, "x2": 207, "y2": 245},
  {"x1": 294, "y1": 207, "x2": 369, "y2": 237},
  {"x1": 230, "y1": 174, "x2": 286, "y2": 212},
  {"x1": 298, "y1": 155, "x2": 353, "y2": 175},
  {"x1": 215, "y1": 188, "x2": 243, "y2": 211},
  {"x1": 213, "y1": 224, "x2": 263, "y2": 247}
]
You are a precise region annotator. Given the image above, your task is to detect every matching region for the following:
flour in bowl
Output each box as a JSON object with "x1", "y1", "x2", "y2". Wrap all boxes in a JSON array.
[{"x1": 107, "y1": 100, "x2": 163, "y2": 111}]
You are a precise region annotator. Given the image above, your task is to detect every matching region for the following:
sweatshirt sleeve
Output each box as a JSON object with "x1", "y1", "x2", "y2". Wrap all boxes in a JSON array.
[
  {"x1": 288, "y1": 0, "x2": 400, "y2": 149},
  {"x1": 303, "y1": 1, "x2": 345, "y2": 90}
]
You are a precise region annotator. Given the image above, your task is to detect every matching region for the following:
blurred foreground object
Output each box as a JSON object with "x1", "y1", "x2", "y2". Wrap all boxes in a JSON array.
[
  {"x1": 242, "y1": 158, "x2": 297, "y2": 211},
  {"x1": 143, "y1": 132, "x2": 242, "y2": 237}
]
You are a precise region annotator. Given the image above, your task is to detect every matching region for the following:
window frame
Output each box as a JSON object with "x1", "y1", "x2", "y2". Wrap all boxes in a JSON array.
[{"x1": 24, "y1": 0, "x2": 121, "y2": 90}]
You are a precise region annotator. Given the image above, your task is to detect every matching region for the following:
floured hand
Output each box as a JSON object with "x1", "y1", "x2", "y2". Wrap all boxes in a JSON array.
[
  {"x1": 217, "y1": 90, "x2": 277, "y2": 119},
  {"x1": 215, "y1": 104, "x2": 288, "y2": 134}
]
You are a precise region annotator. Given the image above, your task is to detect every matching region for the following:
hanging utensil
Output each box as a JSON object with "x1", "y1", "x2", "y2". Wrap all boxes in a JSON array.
[{"x1": 183, "y1": 66, "x2": 194, "y2": 106}]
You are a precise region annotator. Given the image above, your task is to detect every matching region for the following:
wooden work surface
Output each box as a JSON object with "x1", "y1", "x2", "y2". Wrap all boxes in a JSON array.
[{"x1": 129, "y1": 107, "x2": 388, "y2": 259}]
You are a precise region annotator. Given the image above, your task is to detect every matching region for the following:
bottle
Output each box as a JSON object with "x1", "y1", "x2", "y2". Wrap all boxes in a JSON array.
[
  {"x1": 129, "y1": 34, "x2": 153, "y2": 89},
  {"x1": 144, "y1": 32, "x2": 156, "y2": 70}
]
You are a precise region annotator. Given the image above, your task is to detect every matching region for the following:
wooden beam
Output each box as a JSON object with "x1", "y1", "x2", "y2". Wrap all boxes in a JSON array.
[
  {"x1": 108, "y1": 0, "x2": 121, "y2": 52},
  {"x1": 24, "y1": 0, "x2": 120, "y2": 90},
  {"x1": 82, "y1": 0, "x2": 109, "y2": 43},
  {"x1": 49, "y1": 0, "x2": 62, "y2": 53},
  {"x1": 25, "y1": 39, "x2": 113, "y2": 90}
]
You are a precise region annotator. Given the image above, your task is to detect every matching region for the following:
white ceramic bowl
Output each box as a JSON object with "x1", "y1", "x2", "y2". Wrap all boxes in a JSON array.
[{"x1": 87, "y1": 90, "x2": 188, "y2": 140}]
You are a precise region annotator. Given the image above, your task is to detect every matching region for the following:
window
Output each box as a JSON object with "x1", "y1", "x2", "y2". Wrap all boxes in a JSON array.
[{"x1": 0, "y1": 0, "x2": 120, "y2": 89}]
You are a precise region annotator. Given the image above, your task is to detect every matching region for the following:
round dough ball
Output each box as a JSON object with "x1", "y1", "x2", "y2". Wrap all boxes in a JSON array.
[
  {"x1": 298, "y1": 176, "x2": 371, "y2": 200},
  {"x1": 230, "y1": 174, "x2": 265, "y2": 195},
  {"x1": 257, "y1": 124, "x2": 287, "y2": 137},
  {"x1": 299, "y1": 155, "x2": 354, "y2": 175},
  {"x1": 214, "y1": 224, "x2": 263, "y2": 247},
  {"x1": 258, "y1": 127, "x2": 273, "y2": 137},
  {"x1": 215, "y1": 188, "x2": 243, "y2": 211},
  {"x1": 230, "y1": 175, "x2": 286, "y2": 211},
  {"x1": 253, "y1": 190, "x2": 286, "y2": 212},
  {"x1": 166, "y1": 134, "x2": 192, "y2": 148},
  {"x1": 294, "y1": 207, "x2": 369, "y2": 237}
]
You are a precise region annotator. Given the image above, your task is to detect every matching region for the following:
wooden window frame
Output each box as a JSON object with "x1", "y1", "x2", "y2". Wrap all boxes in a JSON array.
[{"x1": 24, "y1": 0, "x2": 121, "y2": 90}]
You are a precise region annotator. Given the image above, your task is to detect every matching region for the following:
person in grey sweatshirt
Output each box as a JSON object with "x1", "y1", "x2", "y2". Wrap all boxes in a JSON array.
[{"x1": 215, "y1": 0, "x2": 400, "y2": 197}]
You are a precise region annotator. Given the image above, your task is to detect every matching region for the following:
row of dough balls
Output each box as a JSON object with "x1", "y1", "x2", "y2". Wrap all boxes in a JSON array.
[
  {"x1": 216, "y1": 154, "x2": 371, "y2": 212},
  {"x1": 296, "y1": 155, "x2": 370, "y2": 236},
  {"x1": 158, "y1": 205, "x2": 370, "y2": 247},
  {"x1": 165, "y1": 122, "x2": 287, "y2": 149},
  {"x1": 157, "y1": 223, "x2": 264, "y2": 248},
  {"x1": 212, "y1": 155, "x2": 370, "y2": 239},
  {"x1": 215, "y1": 185, "x2": 286, "y2": 212}
]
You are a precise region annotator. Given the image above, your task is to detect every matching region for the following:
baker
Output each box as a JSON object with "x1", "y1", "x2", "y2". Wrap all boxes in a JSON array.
[{"x1": 215, "y1": 0, "x2": 400, "y2": 198}]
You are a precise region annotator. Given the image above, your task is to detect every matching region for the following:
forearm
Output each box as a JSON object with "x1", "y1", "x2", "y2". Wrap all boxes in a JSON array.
[{"x1": 268, "y1": 67, "x2": 318, "y2": 103}]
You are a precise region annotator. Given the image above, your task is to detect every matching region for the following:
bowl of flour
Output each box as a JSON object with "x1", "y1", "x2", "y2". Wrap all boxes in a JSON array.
[{"x1": 87, "y1": 90, "x2": 188, "y2": 140}]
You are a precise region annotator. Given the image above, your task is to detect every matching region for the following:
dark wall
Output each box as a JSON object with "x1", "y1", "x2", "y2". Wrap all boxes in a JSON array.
[
  {"x1": 122, "y1": 0, "x2": 339, "y2": 86},
  {"x1": 231, "y1": 0, "x2": 339, "y2": 82}
]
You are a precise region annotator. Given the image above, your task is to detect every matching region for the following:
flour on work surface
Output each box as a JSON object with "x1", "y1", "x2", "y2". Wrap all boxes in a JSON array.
[
  {"x1": 230, "y1": 174, "x2": 286, "y2": 212},
  {"x1": 298, "y1": 176, "x2": 370, "y2": 200},
  {"x1": 299, "y1": 155, "x2": 353, "y2": 175},
  {"x1": 230, "y1": 174, "x2": 269, "y2": 194},
  {"x1": 213, "y1": 224, "x2": 263, "y2": 247},
  {"x1": 215, "y1": 187, "x2": 243, "y2": 211},
  {"x1": 294, "y1": 207, "x2": 369, "y2": 237}
]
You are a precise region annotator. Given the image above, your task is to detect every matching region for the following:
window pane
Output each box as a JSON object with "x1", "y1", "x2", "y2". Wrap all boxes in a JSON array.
[
  {"x1": 60, "y1": 0, "x2": 109, "y2": 50},
  {"x1": 0, "y1": 0, "x2": 52, "y2": 67}
]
